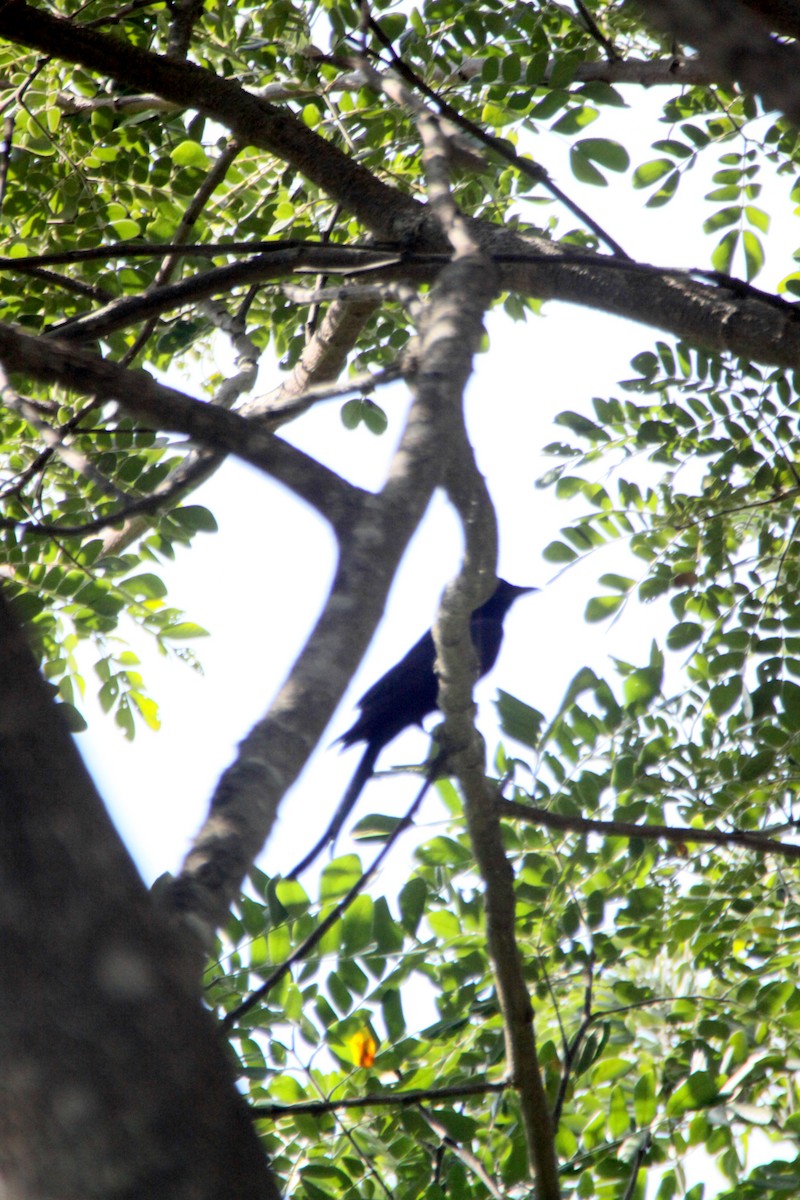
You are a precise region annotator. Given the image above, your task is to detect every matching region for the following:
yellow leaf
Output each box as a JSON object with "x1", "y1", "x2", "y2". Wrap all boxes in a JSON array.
[{"x1": 348, "y1": 1030, "x2": 376, "y2": 1068}]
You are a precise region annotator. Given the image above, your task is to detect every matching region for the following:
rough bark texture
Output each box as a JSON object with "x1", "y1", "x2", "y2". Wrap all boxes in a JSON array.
[{"x1": 0, "y1": 592, "x2": 281, "y2": 1199}]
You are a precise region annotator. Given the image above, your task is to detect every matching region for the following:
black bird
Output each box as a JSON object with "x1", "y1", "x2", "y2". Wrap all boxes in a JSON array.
[{"x1": 288, "y1": 579, "x2": 535, "y2": 878}]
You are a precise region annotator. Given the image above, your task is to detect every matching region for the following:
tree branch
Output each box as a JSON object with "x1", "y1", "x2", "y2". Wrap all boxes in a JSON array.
[
  {"x1": 500, "y1": 798, "x2": 800, "y2": 860},
  {"x1": 0, "y1": 322, "x2": 358, "y2": 530},
  {"x1": 0, "y1": 0, "x2": 425, "y2": 243},
  {"x1": 252, "y1": 1079, "x2": 507, "y2": 1118},
  {"x1": 0, "y1": 587, "x2": 281, "y2": 1200},
  {"x1": 632, "y1": 0, "x2": 800, "y2": 126},
  {"x1": 162, "y1": 251, "x2": 493, "y2": 955},
  {"x1": 48, "y1": 246, "x2": 403, "y2": 343},
  {"x1": 408, "y1": 139, "x2": 557, "y2": 1190},
  {"x1": 14, "y1": 236, "x2": 800, "y2": 377}
]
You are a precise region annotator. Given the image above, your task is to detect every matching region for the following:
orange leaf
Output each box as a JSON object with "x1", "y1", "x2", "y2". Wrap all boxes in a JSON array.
[{"x1": 349, "y1": 1030, "x2": 377, "y2": 1068}]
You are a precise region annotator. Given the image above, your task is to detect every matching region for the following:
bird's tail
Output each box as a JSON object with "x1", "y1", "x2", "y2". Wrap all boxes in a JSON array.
[{"x1": 286, "y1": 739, "x2": 382, "y2": 880}]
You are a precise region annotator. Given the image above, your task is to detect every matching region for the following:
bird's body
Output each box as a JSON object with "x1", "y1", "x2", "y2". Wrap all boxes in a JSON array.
[{"x1": 288, "y1": 580, "x2": 534, "y2": 877}]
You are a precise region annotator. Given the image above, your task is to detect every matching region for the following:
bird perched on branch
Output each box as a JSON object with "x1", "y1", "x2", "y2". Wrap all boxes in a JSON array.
[{"x1": 288, "y1": 579, "x2": 535, "y2": 878}]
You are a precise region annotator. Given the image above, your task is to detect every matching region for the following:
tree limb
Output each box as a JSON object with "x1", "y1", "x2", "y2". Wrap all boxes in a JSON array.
[
  {"x1": 0, "y1": 0, "x2": 425, "y2": 243},
  {"x1": 252, "y1": 1079, "x2": 508, "y2": 1118},
  {"x1": 0, "y1": 322, "x2": 358, "y2": 530},
  {"x1": 162, "y1": 250, "x2": 494, "y2": 953},
  {"x1": 0, "y1": 587, "x2": 281, "y2": 1200},
  {"x1": 632, "y1": 0, "x2": 800, "y2": 125},
  {"x1": 500, "y1": 798, "x2": 800, "y2": 859}
]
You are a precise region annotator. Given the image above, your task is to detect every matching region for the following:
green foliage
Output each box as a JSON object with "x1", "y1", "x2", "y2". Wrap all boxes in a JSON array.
[{"x1": 6, "y1": 0, "x2": 800, "y2": 1196}]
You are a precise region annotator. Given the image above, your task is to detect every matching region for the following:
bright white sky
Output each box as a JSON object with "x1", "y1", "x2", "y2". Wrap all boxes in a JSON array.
[{"x1": 70, "y1": 84, "x2": 799, "y2": 1195}]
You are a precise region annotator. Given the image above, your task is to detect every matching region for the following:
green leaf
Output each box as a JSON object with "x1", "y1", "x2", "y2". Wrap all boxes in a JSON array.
[
  {"x1": 585, "y1": 594, "x2": 624, "y2": 622},
  {"x1": 632, "y1": 158, "x2": 673, "y2": 188},
  {"x1": 573, "y1": 137, "x2": 629, "y2": 171},
  {"x1": 569, "y1": 146, "x2": 606, "y2": 186},
  {"x1": 320, "y1": 855, "x2": 362, "y2": 900},
  {"x1": 666, "y1": 622, "x2": 703, "y2": 649},
  {"x1": 743, "y1": 229, "x2": 764, "y2": 280},
  {"x1": 551, "y1": 105, "x2": 599, "y2": 135},
  {"x1": 171, "y1": 140, "x2": 211, "y2": 169},
  {"x1": 174, "y1": 506, "x2": 218, "y2": 533},
  {"x1": 666, "y1": 1071, "x2": 718, "y2": 1116},
  {"x1": 480, "y1": 101, "x2": 517, "y2": 128},
  {"x1": 122, "y1": 573, "x2": 167, "y2": 600},
  {"x1": 709, "y1": 677, "x2": 742, "y2": 715},
  {"x1": 398, "y1": 877, "x2": 426, "y2": 935},
  {"x1": 129, "y1": 691, "x2": 160, "y2": 731},
  {"x1": 598, "y1": 573, "x2": 634, "y2": 592},
  {"x1": 623, "y1": 665, "x2": 662, "y2": 707},
  {"x1": 702, "y1": 206, "x2": 741, "y2": 234},
  {"x1": 341, "y1": 895, "x2": 374, "y2": 954},
  {"x1": 496, "y1": 689, "x2": 546, "y2": 749},
  {"x1": 543, "y1": 540, "x2": 578, "y2": 563},
  {"x1": 711, "y1": 229, "x2": 739, "y2": 273},
  {"x1": 652, "y1": 139, "x2": 693, "y2": 159},
  {"x1": 160, "y1": 621, "x2": 209, "y2": 639},
  {"x1": 341, "y1": 398, "x2": 387, "y2": 433},
  {"x1": 645, "y1": 168, "x2": 680, "y2": 207},
  {"x1": 744, "y1": 204, "x2": 770, "y2": 232},
  {"x1": 381, "y1": 988, "x2": 405, "y2": 1040}
]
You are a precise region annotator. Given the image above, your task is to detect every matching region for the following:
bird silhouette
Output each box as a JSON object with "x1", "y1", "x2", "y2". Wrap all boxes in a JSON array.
[{"x1": 288, "y1": 579, "x2": 535, "y2": 878}]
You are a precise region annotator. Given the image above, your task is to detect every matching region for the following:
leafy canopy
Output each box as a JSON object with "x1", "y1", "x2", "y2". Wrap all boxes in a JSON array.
[{"x1": 3, "y1": 1, "x2": 800, "y2": 1198}]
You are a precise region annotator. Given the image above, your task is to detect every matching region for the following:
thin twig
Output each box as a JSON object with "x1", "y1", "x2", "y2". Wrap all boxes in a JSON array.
[
  {"x1": 552, "y1": 952, "x2": 594, "y2": 1129},
  {"x1": 220, "y1": 776, "x2": 432, "y2": 1031},
  {"x1": 573, "y1": 0, "x2": 620, "y2": 61},
  {"x1": 365, "y1": 15, "x2": 630, "y2": 259},
  {"x1": 418, "y1": 1105, "x2": 505, "y2": 1200},
  {"x1": 500, "y1": 798, "x2": 800, "y2": 860},
  {"x1": 251, "y1": 1079, "x2": 507, "y2": 1118}
]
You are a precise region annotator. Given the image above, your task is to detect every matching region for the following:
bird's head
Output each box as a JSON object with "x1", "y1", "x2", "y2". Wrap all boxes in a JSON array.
[{"x1": 483, "y1": 579, "x2": 537, "y2": 617}]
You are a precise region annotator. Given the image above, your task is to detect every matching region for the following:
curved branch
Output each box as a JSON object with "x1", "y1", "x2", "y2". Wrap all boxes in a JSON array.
[
  {"x1": 0, "y1": 323, "x2": 358, "y2": 529},
  {"x1": 162, "y1": 252, "x2": 495, "y2": 955},
  {"x1": 0, "y1": 0, "x2": 424, "y2": 242}
]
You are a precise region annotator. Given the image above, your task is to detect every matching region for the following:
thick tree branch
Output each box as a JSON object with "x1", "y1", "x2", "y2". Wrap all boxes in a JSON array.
[
  {"x1": 0, "y1": 0, "x2": 425, "y2": 242},
  {"x1": 0, "y1": 588, "x2": 280, "y2": 1200},
  {"x1": 632, "y1": 0, "x2": 800, "y2": 125},
  {"x1": 162, "y1": 251, "x2": 495, "y2": 954},
  {"x1": 414, "y1": 138, "x2": 557, "y2": 1190},
  {"x1": 0, "y1": 322, "x2": 358, "y2": 530},
  {"x1": 245, "y1": 294, "x2": 382, "y2": 419},
  {"x1": 740, "y1": 0, "x2": 800, "y2": 39},
  {"x1": 436, "y1": 564, "x2": 559, "y2": 1200},
  {"x1": 12, "y1": 237, "x2": 800, "y2": 376},
  {"x1": 436, "y1": 571, "x2": 560, "y2": 1200},
  {"x1": 451, "y1": 54, "x2": 720, "y2": 87}
]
